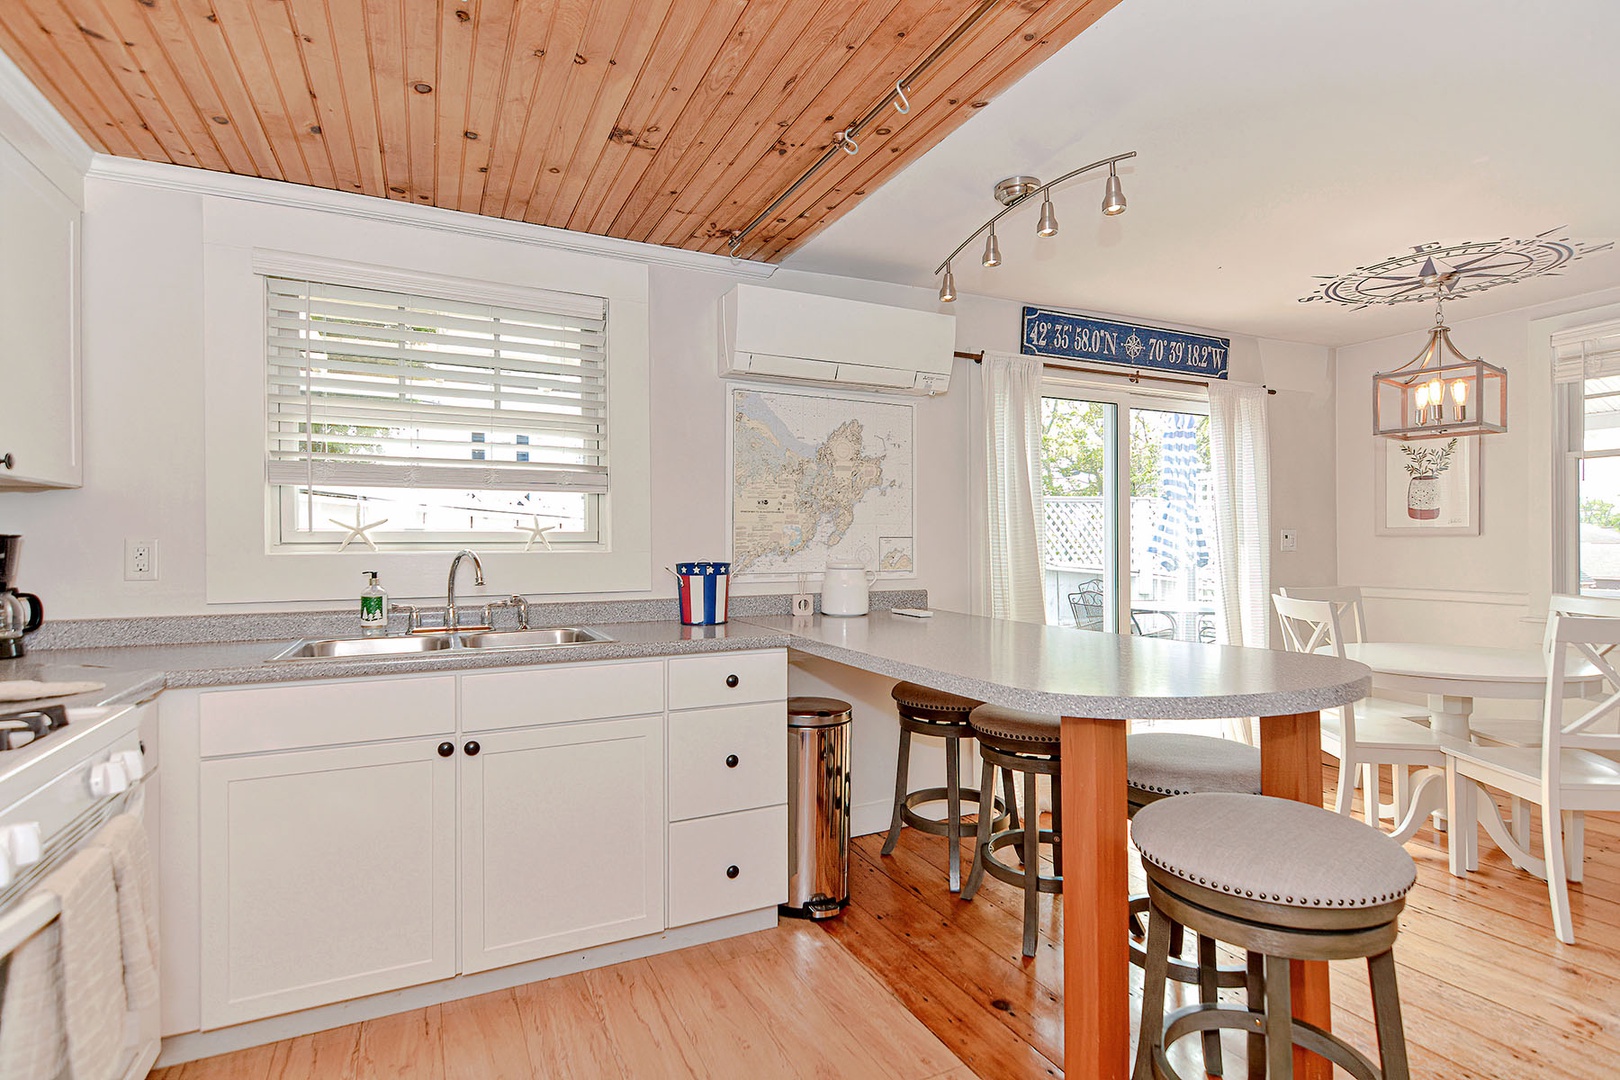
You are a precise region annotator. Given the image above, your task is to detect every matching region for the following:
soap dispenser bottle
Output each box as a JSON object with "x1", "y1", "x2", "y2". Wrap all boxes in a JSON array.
[{"x1": 360, "y1": 571, "x2": 388, "y2": 636}]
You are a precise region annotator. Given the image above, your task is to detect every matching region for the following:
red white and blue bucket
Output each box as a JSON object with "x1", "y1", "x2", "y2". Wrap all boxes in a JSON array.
[{"x1": 674, "y1": 562, "x2": 730, "y2": 625}]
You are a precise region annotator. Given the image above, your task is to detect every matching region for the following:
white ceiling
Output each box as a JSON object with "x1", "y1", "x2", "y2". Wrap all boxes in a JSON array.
[{"x1": 785, "y1": 0, "x2": 1620, "y2": 347}]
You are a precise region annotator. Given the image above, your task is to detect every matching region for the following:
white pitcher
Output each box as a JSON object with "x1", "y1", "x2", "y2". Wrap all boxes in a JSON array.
[{"x1": 821, "y1": 560, "x2": 877, "y2": 617}]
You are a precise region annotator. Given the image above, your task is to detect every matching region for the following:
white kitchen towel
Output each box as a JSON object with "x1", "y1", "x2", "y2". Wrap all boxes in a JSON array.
[
  {"x1": 0, "y1": 680, "x2": 105, "y2": 703},
  {"x1": 89, "y1": 814, "x2": 160, "y2": 1010},
  {"x1": 0, "y1": 919, "x2": 68, "y2": 1080},
  {"x1": 15, "y1": 848, "x2": 128, "y2": 1080}
]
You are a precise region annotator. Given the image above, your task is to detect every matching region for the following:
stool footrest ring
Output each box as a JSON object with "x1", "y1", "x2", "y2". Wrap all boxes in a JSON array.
[
  {"x1": 977, "y1": 827, "x2": 1062, "y2": 894},
  {"x1": 899, "y1": 787, "x2": 1010, "y2": 837},
  {"x1": 1152, "y1": 1004, "x2": 1383, "y2": 1080}
]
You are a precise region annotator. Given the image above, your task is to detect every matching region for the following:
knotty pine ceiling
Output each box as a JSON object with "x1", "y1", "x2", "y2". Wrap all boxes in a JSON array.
[{"x1": 0, "y1": 0, "x2": 1119, "y2": 261}]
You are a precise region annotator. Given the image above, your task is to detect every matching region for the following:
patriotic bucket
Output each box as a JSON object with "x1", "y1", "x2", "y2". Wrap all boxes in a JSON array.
[{"x1": 673, "y1": 562, "x2": 730, "y2": 625}]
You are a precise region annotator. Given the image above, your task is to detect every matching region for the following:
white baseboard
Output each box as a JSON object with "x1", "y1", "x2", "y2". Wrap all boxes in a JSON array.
[{"x1": 156, "y1": 907, "x2": 777, "y2": 1067}]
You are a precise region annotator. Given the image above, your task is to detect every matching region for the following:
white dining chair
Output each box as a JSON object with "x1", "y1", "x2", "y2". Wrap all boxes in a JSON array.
[
  {"x1": 1444, "y1": 609, "x2": 1620, "y2": 944},
  {"x1": 1273, "y1": 594, "x2": 1441, "y2": 825}
]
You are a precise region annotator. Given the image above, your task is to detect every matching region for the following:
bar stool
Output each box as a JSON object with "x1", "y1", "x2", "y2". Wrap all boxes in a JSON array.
[
  {"x1": 1127, "y1": 733, "x2": 1262, "y2": 1075},
  {"x1": 1133, "y1": 793, "x2": 1416, "y2": 1080},
  {"x1": 962, "y1": 704, "x2": 1062, "y2": 957},
  {"x1": 881, "y1": 682, "x2": 1015, "y2": 891}
]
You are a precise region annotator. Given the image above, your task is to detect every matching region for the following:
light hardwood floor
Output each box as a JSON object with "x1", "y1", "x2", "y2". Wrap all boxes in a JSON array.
[{"x1": 158, "y1": 764, "x2": 1617, "y2": 1078}]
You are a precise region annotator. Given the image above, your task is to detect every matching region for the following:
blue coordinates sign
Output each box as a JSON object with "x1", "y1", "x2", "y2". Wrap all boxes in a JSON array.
[{"x1": 1021, "y1": 306, "x2": 1229, "y2": 379}]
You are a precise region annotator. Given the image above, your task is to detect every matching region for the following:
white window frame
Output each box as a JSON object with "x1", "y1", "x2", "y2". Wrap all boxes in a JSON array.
[
  {"x1": 202, "y1": 202, "x2": 650, "y2": 605},
  {"x1": 1551, "y1": 317, "x2": 1620, "y2": 596}
]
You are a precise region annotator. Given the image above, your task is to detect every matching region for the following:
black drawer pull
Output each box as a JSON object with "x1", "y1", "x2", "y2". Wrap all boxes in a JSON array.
[
  {"x1": 464, "y1": 740, "x2": 481, "y2": 756},
  {"x1": 437, "y1": 742, "x2": 455, "y2": 758},
  {"x1": 725, "y1": 674, "x2": 739, "y2": 688},
  {"x1": 726, "y1": 865, "x2": 740, "y2": 879},
  {"x1": 725, "y1": 754, "x2": 739, "y2": 768}
]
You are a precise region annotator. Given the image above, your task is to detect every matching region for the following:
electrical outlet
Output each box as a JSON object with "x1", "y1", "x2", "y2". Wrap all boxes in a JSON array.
[
  {"x1": 792, "y1": 593, "x2": 814, "y2": 616},
  {"x1": 124, "y1": 538, "x2": 157, "y2": 581},
  {"x1": 1279, "y1": 529, "x2": 1297, "y2": 553}
]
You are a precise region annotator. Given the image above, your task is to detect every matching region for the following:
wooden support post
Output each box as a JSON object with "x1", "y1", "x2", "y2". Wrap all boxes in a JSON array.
[{"x1": 1059, "y1": 715, "x2": 1129, "y2": 1080}]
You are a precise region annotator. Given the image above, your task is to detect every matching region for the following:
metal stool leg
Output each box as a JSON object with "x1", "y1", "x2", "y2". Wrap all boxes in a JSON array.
[
  {"x1": 1245, "y1": 952, "x2": 1266, "y2": 1080},
  {"x1": 881, "y1": 725, "x2": 912, "y2": 856},
  {"x1": 1050, "y1": 771, "x2": 1063, "y2": 875},
  {"x1": 1369, "y1": 950, "x2": 1411, "y2": 1080},
  {"x1": 945, "y1": 733, "x2": 962, "y2": 892},
  {"x1": 1021, "y1": 767, "x2": 1040, "y2": 956},
  {"x1": 1003, "y1": 762, "x2": 1021, "y2": 831},
  {"x1": 962, "y1": 756, "x2": 995, "y2": 901}
]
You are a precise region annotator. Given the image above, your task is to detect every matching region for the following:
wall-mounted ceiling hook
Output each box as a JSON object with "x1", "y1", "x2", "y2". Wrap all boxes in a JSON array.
[
  {"x1": 838, "y1": 127, "x2": 859, "y2": 155},
  {"x1": 893, "y1": 80, "x2": 910, "y2": 114}
]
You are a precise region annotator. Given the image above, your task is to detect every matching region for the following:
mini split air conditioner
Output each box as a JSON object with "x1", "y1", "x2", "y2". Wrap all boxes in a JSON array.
[{"x1": 719, "y1": 284, "x2": 956, "y2": 395}]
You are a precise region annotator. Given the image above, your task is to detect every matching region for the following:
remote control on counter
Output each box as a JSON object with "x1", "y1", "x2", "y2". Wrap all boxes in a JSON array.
[{"x1": 891, "y1": 608, "x2": 932, "y2": 618}]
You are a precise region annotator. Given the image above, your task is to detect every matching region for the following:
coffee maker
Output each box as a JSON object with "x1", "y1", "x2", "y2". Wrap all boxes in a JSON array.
[{"x1": 0, "y1": 535, "x2": 44, "y2": 659}]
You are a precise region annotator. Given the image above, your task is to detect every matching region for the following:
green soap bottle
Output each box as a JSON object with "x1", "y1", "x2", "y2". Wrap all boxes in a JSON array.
[{"x1": 361, "y1": 571, "x2": 388, "y2": 636}]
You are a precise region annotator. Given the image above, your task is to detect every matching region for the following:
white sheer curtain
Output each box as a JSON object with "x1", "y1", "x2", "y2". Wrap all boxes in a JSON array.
[
  {"x1": 1208, "y1": 382, "x2": 1272, "y2": 743},
  {"x1": 979, "y1": 352, "x2": 1048, "y2": 623}
]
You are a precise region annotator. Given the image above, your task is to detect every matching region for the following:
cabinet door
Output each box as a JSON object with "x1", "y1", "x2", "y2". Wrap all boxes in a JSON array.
[
  {"x1": 199, "y1": 738, "x2": 457, "y2": 1028},
  {"x1": 461, "y1": 715, "x2": 665, "y2": 974},
  {"x1": 0, "y1": 138, "x2": 78, "y2": 489}
]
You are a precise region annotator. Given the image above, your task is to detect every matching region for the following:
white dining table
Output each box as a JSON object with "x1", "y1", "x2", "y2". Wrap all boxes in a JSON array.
[{"x1": 1338, "y1": 642, "x2": 1606, "y2": 855}]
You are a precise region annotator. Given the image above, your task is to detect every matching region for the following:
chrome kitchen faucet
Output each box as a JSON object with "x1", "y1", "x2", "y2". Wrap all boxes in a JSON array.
[{"x1": 446, "y1": 549, "x2": 485, "y2": 630}]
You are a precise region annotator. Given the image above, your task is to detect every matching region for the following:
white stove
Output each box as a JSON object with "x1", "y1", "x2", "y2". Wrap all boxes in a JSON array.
[{"x1": 0, "y1": 697, "x2": 159, "y2": 1080}]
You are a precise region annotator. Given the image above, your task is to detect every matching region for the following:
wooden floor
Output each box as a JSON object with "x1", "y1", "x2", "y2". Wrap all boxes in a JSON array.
[{"x1": 158, "y1": 764, "x2": 1619, "y2": 1078}]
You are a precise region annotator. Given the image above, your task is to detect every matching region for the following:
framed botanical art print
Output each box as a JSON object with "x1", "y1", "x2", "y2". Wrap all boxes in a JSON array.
[{"x1": 1375, "y1": 436, "x2": 1480, "y2": 536}]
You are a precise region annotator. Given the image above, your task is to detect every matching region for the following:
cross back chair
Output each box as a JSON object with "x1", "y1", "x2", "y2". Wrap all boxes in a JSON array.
[
  {"x1": 1445, "y1": 607, "x2": 1620, "y2": 943},
  {"x1": 1273, "y1": 594, "x2": 1442, "y2": 831}
]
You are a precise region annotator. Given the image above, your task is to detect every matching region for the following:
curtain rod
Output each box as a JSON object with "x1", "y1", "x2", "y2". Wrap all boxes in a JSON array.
[{"x1": 954, "y1": 350, "x2": 1277, "y2": 395}]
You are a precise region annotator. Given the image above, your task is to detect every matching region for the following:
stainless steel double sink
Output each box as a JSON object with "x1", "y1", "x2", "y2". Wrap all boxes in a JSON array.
[{"x1": 268, "y1": 626, "x2": 612, "y2": 662}]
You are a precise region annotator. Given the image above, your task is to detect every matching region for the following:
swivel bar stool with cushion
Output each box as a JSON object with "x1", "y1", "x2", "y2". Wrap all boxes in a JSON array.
[
  {"x1": 1133, "y1": 793, "x2": 1416, "y2": 1080},
  {"x1": 1127, "y1": 733, "x2": 1263, "y2": 1075},
  {"x1": 962, "y1": 704, "x2": 1063, "y2": 957},
  {"x1": 882, "y1": 682, "x2": 1015, "y2": 892}
]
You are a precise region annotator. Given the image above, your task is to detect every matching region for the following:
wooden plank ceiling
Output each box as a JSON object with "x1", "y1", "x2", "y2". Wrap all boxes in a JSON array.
[{"x1": 0, "y1": 0, "x2": 1119, "y2": 261}]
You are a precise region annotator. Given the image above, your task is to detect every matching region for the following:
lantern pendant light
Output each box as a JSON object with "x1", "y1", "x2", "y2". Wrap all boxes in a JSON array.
[{"x1": 1371, "y1": 298, "x2": 1507, "y2": 440}]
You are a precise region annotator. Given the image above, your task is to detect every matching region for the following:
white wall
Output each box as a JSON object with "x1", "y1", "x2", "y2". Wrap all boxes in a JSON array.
[
  {"x1": 0, "y1": 172, "x2": 976, "y2": 618},
  {"x1": 1334, "y1": 286, "x2": 1620, "y2": 653}
]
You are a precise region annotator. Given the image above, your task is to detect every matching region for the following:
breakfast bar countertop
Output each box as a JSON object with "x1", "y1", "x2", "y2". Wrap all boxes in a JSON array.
[{"x1": 746, "y1": 609, "x2": 1371, "y2": 718}]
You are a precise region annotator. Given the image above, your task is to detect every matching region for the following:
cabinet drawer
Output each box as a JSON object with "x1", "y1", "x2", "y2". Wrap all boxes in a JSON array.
[
  {"x1": 199, "y1": 676, "x2": 456, "y2": 757},
  {"x1": 668, "y1": 703, "x2": 786, "y2": 821},
  {"x1": 667, "y1": 804, "x2": 787, "y2": 928},
  {"x1": 460, "y1": 660, "x2": 664, "y2": 732},
  {"x1": 667, "y1": 651, "x2": 786, "y2": 711}
]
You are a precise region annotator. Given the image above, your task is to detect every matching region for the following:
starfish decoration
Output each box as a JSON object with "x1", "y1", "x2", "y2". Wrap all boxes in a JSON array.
[
  {"x1": 515, "y1": 516, "x2": 558, "y2": 552},
  {"x1": 329, "y1": 504, "x2": 389, "y2": 552}
]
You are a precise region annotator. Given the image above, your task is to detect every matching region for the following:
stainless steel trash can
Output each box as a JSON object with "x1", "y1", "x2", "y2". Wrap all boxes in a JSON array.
[{"x1": 782, "y1": 696, "x2": 852, "y2": 919}]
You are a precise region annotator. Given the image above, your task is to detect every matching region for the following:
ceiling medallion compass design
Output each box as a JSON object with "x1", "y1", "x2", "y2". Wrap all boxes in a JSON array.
[{"x1": 1299, "y1": 228, "x2": 1612, "y2": 309}]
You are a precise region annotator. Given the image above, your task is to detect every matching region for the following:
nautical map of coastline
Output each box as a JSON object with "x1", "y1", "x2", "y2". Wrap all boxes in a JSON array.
[{"x1": 731, "y1": 389, "x2": 915, "y2": 578}]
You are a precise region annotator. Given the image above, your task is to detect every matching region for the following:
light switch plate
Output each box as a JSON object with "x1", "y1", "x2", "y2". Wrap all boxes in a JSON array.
[{"x1": 1279, "y1": 529, "x2": 1297, "y2": 553}]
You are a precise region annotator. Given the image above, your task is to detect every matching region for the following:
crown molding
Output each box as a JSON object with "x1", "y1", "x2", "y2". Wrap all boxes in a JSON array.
[
  {"x1": 0, "y1": 49, "x2": 94, "y2": 179},
  {"x1": 85, "y1": 155, "x2": 779, "y2": 279}
]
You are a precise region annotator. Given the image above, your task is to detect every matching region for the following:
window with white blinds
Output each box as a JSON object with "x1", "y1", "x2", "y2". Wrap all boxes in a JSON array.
[
  {"x1": 266, "y1": 277, "x2": 608, "y2": 494},
  {"x1": 1553, "y1": 320, "x2": 1620, "y2": 593}
]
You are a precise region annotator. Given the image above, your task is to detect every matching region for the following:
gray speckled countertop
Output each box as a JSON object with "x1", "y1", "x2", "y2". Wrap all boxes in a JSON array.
[
  {"x1": 747, "y1": 609, "x2": 1370, "y2": 720},
  {"x1": 0, "y1": 620, "x2": 791, "y2": 691}
]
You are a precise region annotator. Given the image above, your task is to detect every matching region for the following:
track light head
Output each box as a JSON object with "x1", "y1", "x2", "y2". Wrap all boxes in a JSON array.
[
  {"x1": 939, "y1": 263, "x2": 956, "y2": 303},
  {"x1": 1037, "y1": 194, "x2": 1059, "y2": 237},
  {"x1": 1101, "y1": 164, "x2": 1126, "y2": 217},
  {"x1": 982, "y1": 225, "x2": 1001, "y2": 268}
]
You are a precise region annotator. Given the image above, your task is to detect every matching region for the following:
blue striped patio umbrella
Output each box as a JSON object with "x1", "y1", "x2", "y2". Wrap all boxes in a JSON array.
[{"x1": 1146, "y1": 413, "x2": 1209, "y2": 572}]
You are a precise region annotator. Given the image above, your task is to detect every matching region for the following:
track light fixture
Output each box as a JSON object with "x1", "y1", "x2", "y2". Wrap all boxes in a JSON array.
[
  {"x1": 932, "y1": 151, "x2": 1135, "y2": 303},
  {"x1": 982, "y1": 224, "x2": 1001, "y2": 267}
]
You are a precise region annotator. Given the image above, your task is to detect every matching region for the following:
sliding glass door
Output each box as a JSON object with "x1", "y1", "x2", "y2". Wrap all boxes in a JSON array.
[{"x1": 1042, "y1": 389, "x2": 1218, "y2": 640}]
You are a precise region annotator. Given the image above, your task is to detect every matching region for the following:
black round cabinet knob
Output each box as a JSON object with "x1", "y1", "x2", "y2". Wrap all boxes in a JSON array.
[
  {"x1": 437, "y1": 742, "x2": 455, "y2": 758},
  {"x1": 464, "y1": 740, "x2": 481, "y2": 756},
  {"x1": 725, "y1": 674, "x2": 739, "y2": 688},
  {"x1": 726, "y1": 865, "x2": 740, "y2": 879},
  {"x1": 725, "y1": 754, "x2": 739, "y2": 768}
]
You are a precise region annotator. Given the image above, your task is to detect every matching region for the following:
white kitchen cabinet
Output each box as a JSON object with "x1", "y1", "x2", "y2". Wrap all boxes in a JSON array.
[
  {"x1": 460, "y1": 714, "x2": 664, "y2": 973},
  {"x1": 668, "y1": 701, "x2": 787, "y2": 821},
  {"x1": 667, "y1": 805, "x2": 789, "y2": 927},
  {"x1": 198, "y1": 736, "x2": 458, "y2": 1028},
  {"x1": 0, "y1": 134, "x2": 79, "y2": 489}
]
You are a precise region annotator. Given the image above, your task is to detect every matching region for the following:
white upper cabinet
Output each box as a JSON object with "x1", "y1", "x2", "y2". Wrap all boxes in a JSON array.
[{"x1": 0, "y1": 135, "x2": 79, "y2": 489}]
